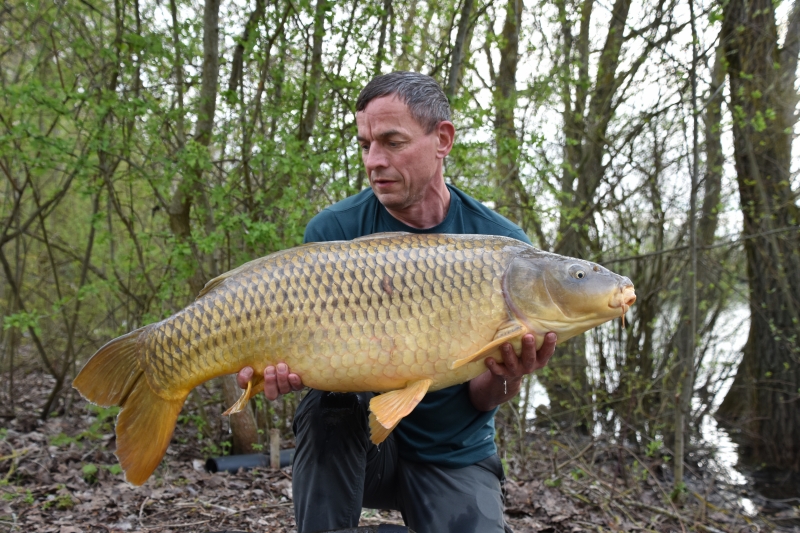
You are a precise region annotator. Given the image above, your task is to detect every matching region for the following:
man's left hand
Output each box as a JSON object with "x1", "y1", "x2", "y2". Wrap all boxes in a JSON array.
[
  {"x1": 486, "y1": 332, "x2": 556, "y2": 381},
  {"x1": 469, "y1": 332, "x2": 557, "y2": 411}
]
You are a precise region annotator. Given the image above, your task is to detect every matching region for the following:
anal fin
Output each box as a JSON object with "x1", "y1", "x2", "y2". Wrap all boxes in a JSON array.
[
  {"x1": 223, "y1": 372, "x2": 265, "y2": 416},
  {"x1": 449, "y1": 320, "x2": 528, "y2": 370},
  {"x1": 368, "y1": 378, "x2": 432, "y2": 444},
  {"x1": 369, "y1": 412, "x2": 400, "y2": 445}
]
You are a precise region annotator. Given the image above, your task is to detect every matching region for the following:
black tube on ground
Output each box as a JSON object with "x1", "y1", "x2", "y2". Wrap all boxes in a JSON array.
[{"x1": 318, "y1": 527, "x2": 414, "y2": 533}]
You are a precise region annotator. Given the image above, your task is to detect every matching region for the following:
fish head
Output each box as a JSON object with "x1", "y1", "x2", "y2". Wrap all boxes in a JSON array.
[{"x1": 503, "y1": 250, "x2": 636, "y2": 343}]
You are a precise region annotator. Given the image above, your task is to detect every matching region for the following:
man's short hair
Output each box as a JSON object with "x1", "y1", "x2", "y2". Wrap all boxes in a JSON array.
[{"x1": 356, "y1": 71, "x2": 451, "y2": 134}]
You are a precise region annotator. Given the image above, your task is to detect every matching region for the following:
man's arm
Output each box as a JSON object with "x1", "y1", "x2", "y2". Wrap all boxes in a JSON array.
[{"x1": 469, "y1": 332, "x2": 556, "y2": 412}]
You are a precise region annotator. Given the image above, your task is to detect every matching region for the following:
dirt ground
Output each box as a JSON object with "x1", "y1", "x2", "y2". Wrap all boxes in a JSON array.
[{"x1": 1, "y1": 370, "x2": 796, "y2": 533}]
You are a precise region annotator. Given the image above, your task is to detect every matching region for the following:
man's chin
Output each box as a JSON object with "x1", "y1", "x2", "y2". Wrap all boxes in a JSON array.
[{"x1": 372, "y1": 189, "x2": 408, "y2": 210}]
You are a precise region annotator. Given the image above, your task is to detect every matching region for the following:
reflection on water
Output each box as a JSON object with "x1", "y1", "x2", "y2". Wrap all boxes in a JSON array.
[
  {"x1": 700, "y1": 415, "x2": 759, "y2": 516},
  {"x1": 700, "y1": 415, "x2": 746, "y2": 486},
  {"x1": 525, "y1": 368, "x2": 764, "y2": 518},
  {"x1": 521, "y1": 301, "x2": 798, "y2": 522},
  {"x1": 525, "y1": 375, "x2": 549, "y2": 416},
  {"x1": 740, "y1": 497, "x2": 757, "y2": 517}
]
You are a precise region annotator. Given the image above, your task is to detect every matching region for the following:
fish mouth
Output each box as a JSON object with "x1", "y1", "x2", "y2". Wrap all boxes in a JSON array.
[
  {"x1": 621, "y1": 285, "x2": 636, "y2": 311},
  {"x1": 610, "y1": 285, "x2": 636, "y2": 326},
  {"x1": 610, "y1": 284, "x2": 636, "y2": 308}
]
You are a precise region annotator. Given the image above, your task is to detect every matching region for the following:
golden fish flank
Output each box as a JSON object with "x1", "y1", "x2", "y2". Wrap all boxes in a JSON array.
[{"x1": 73, "y1": 233, "x2": 636, "y2": 485}]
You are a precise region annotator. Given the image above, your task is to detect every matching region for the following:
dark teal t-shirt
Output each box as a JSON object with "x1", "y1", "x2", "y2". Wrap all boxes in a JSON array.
[{"x1": 303, "y1": 184, "x2": 531, "y2": 468}]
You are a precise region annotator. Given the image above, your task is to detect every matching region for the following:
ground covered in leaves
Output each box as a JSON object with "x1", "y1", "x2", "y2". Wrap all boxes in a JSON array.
[{"x1": 1, "y1": 370, "x2": 796, "y2": 532}]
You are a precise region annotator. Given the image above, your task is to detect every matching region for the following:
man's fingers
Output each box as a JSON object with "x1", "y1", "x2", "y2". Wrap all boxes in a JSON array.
[
  {"x1": 288, "y1": 374, "x2": 304, "y2": 391},
  {"x1": 485, "y1": 357, "x2": 502, "y2": 376},
  {"x1": 500, "y1": 342, "x2": 521, "y2": 375},
  {"x1": 237, "y1": 366, "x2": 254, "y2": 389},
  {"x1": 536, "y1": 332, "x2": 557, "y2": 369},
  {"x1": 276, "y1": 363, "x2": 293, "y2": 395},
  {"x1": 493, "y1": 332, "x2": 557, "y2": 377},
  {"x1": 518, "y1": 334, "x2": 538, "y2": 373},
  {"x1": 485, "y1": 343, "x2": 519, "y2": 379},
  {"x1": 263, "y1": 366, "x2": 279, "y2": 401},
  {"x1": 263, "y1": 363, "x2": 303, "y2": 400}
]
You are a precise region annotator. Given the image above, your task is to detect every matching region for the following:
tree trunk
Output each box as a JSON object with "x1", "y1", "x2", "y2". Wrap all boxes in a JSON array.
[
  {"x1": 716, "y1": 0, "x2": 800, "y2": 472},
  {"x1": 228, "y1": 0, "x2": 266, "y2": 98},
  {"x1": 373, "y1": 0, "x2": 393, "y2": 77},
  {"x1": 222, "y1": 375, "x2": 259, "y2": 454},
  {"x1": 167, "y1": 0, "x2": 221, "y2": 297},
  {"x1": 264, "y1": 0, "x2": 328, "y2": 210},
  {"x1": 298, "y1": 0, "x2": 328, "y2": 145},
  {"x1": 396, "y1": 0, "x2": 418, "y2": 72},
  {"x1": 541, "y1": 0, "x2": 631, "y2": 431},
  {"x1": 167, "y1": 0, "x2": 260, "y2": 451},
  {"x1": 446, "y1": 0, "x2": 474, "y2": 101},
  {"x1": 493, "y1": 0, "x2": 532, "y2": 230},
  {"x1": 669, "y1": 41, "x2": 726, "y2": 480}
]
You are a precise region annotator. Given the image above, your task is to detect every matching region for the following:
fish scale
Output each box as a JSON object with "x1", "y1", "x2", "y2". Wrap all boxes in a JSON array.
[
  {"x1": 73, "y1": 232, "x2": 636, "y2": 485},
  {"x1": 141, "y1": 234, "x2": 509, "y2": 400}
]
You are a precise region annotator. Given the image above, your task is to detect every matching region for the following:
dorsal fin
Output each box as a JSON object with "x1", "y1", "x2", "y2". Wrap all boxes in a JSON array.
[
  {"x1": 195, "y1": 242, "x2": 323, "y2": 299},
  {"x1": 352, "y1": 232, "x2": 411, "y2": 242},
  {"x1": 196, "y1": 258, "x2": 263, "y2": 299}
]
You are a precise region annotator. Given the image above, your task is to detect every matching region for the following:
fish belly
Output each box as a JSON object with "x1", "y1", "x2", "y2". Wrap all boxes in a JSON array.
[{"x1": 141, "y1": 234, "x2": 522, "y2": 398}]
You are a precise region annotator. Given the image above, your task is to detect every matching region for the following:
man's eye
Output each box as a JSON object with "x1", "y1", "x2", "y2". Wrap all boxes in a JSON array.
[{"x1": 360, "y1": 144, "x2": 369, "y2": 152}]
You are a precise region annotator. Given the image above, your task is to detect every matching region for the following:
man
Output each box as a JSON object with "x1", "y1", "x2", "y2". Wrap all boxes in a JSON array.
[{"x1": 237, "y1": 72, "x2": 557, "y2": 533}]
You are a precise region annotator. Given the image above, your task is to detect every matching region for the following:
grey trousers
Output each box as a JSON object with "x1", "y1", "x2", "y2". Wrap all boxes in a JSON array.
[{"x1": 291, "y1": 389, "x2": 508, "y2": 533}]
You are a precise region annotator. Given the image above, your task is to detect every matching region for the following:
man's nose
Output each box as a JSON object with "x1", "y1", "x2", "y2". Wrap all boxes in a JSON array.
[{"x1": 364, "y1": 143, "x2": 388, "y2": 172}]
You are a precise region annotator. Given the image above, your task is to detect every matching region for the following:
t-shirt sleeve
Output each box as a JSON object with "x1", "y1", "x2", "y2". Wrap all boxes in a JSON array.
[{"x1": 303, "y1": 210, "x2": 346, "y2": 244}]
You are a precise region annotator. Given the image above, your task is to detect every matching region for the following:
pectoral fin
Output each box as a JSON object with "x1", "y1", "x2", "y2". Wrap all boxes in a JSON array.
[
  {"x1": 223, "y1": 372, "x2": 265, "y2": 416},
  {"x1": 368, "y1": 378, "x2": 432, "y2": 444},
  {"x1": 449, "y1": 320, "x2": 528, "y2": 370}
]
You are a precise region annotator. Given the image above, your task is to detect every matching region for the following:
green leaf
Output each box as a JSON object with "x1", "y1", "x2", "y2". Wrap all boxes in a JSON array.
[
  {"x1": 752, "y1": 111, "x2": 767, "y2": 132},
  {"x1": 81, "y1": 463, "x2": 98, "y2": 481},
  {"x1": 2, "y1": 310, "x2": 43, "y2": 335}
]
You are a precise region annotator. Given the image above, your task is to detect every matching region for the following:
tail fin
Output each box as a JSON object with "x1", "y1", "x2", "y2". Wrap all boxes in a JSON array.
[
  {"x1": 73, "y1": 328, "x2": 187, "y2": 486},
  {"x1": 114, "y1": 373, "x2": 185, "y2": 485}
]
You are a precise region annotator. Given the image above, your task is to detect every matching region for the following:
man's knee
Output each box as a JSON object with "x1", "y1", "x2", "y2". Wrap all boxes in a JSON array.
[
  {"x1": 398, "y1": 457, "x2": 506, "y2": 533},
  {"x1": 293, "y1": 390, "x2": 372, "y2": 450}
]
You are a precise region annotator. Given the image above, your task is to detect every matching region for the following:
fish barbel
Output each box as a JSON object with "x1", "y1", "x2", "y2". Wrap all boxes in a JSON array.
[{"x1": 73, "y1": 233, "x2": 635, "y2": 485}]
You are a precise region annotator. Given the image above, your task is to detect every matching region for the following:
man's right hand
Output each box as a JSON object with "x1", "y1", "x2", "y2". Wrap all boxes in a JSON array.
[{"x1": 237, "y1": 364, "x2": 304, "y2": 401}]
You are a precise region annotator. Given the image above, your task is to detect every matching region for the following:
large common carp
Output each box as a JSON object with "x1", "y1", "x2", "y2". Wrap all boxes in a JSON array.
[{"x1": 74, "y1": 233, "x2": 635, "y2": 485}]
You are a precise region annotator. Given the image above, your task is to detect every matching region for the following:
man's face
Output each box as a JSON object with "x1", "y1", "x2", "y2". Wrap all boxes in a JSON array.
[{"x1": 356, "y1": 96, "x2": 446, "y2": 211}]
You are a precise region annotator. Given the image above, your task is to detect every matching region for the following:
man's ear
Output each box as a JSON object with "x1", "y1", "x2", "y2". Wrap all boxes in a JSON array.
[{"x1": 435, "y1": 121, "x2": 456, "y2": 159}]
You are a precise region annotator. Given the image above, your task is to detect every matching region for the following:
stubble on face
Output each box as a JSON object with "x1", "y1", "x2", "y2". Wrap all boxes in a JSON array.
[
  {"x1": 356, "y1": 96, "x2": 443, "y2": 213},
  {"x1": 370, "y1": 168, "x2": 427, "y2": 211}
]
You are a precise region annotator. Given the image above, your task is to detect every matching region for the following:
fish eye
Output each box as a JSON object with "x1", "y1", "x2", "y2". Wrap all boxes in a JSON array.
[{"x1": 569, "y1": 265, "x2": 586, "y2": 279}]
